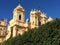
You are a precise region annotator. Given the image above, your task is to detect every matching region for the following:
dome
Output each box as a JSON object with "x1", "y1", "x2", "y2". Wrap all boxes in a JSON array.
[{"x1": 47, "y1": 17, "x2": 53, "y2": 22}]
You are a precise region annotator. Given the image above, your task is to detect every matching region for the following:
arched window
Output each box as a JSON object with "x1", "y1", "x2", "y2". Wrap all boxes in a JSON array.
[{"x1": 19, "y1": 15, "x2": 21, "y2": 20}]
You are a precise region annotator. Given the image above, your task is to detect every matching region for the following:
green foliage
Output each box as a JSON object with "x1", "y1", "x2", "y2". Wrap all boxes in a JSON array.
[{"x1": 2, "y1": 18, "x2": 60, "y2": 45}]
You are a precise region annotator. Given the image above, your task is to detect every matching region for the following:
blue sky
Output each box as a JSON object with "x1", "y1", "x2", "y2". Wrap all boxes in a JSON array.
[{"x1": 0, "y1": 0, "x2": 60, "y2": 21}]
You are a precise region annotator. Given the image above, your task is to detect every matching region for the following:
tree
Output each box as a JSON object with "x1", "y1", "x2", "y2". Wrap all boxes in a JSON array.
[{"x1": 3, "y1": 18, "x2": 60, "y2": 45}]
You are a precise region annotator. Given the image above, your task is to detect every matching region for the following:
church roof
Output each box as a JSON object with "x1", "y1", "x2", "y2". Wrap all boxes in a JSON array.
[
  {"x1": 40, "y1": 13, "x2": 47, "y2": 18},
  {"x1": 14, "y1": 4, "x2": 25, "y2": 11},
  {"x1": 16, "y1": 4, "x2": 23, "y2": 9}
]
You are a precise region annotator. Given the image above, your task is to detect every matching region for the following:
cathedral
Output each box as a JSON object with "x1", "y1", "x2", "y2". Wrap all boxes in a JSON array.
[{"x1": 0, "y1": 4, "x2": 53, "y2": 43}]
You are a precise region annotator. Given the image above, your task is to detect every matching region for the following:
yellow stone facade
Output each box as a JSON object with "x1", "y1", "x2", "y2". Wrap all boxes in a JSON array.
[
  {"x1": 0, "y1": 4, "x2": 53, "y2": 43},
  {"x1": 0, "y1": 20, "x2": 7, "y2": 43},
  {"x1": 7, "y1": 4, "x2": 28, "y2": 38}
]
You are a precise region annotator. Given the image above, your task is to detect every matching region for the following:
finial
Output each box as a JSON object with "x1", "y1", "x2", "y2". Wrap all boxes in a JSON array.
[
  {"x1": 39, "y1": 10, "x2": 41, "y2": 12},
  {"x1": 34, "y1": 9, "x2": 36, "y2": 11},
  {"x1": 43, "y1": 12, "x2": 44, "y2": 14},
  {"x1": 17, "y1": 4, "x2": 20, "y2": 7},
  {"x1": 49, "y1": 16, "x2": 51, "y2": 18},
  {"x1": 26, "y1": 18, "x2": 29, "y2": 22},
  {"x1": 18, "y1": 3, "x2": 20, "y2": 5},
  {"x1": 44, "y1": 13, "x2": 46, "y2": 15},
  {"x1": 48, "y1": 16, "x2": 53, "y2": 20},
  {"x1": 31, "y1": 9, "x2": 33, "y2": 11},
  {"x1": 36, "y1": 9, "x2": 38, "y2": 12}
]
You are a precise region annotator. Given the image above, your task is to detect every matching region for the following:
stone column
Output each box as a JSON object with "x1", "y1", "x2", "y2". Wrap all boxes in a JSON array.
[{"x1": 13, "y1": 26, "x2": 17, "y2": 37}]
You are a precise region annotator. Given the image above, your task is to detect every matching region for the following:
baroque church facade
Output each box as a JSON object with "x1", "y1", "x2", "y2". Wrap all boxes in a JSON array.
[{"x1": 0, "y1": 4, "x2": 53, "y2": 43}]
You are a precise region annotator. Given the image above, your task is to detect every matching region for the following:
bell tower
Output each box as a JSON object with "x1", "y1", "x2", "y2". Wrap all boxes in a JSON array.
[
  {"x1": 39, "y1": 13, "x2": 47, "y2": 25},
  {"x1": 30, "y1": 9, "x2": 40, "y2": 29},
  {"x1": 13, "y1": 4, "x2": 25, "y2": 22},
  {"x1": 8, "y1": 4, "x2": 25, "y2": 38}
]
